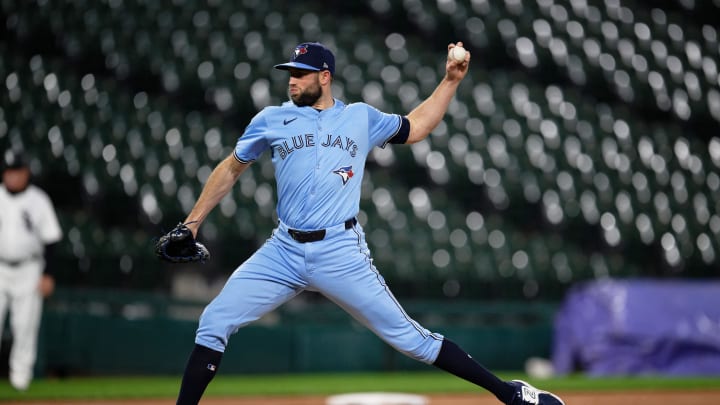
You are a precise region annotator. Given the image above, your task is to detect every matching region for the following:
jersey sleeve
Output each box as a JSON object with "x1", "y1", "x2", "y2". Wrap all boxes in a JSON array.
[
  {"x1": 234, "y1": 112, "x2": 271, "y2": 163},
  {"x1": 365, "y1": 104, "x2": 403, "y2": 148},
  {"x1": 37, "y1": 191, "x2": 62, "y2": 244}
]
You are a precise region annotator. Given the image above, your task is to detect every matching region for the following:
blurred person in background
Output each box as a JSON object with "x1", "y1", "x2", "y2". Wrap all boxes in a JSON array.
[{"x1": 0, "y1": 149, "x2": 62, "y2": 391}]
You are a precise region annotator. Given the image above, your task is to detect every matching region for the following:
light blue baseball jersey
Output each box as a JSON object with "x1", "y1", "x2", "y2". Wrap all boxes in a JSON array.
[
  {"x1": 234, "y1": 99, "x2": 402, "y2": 230},
  {"x1": 196, "y1": 97, "x2": 444, "y2": 365}
]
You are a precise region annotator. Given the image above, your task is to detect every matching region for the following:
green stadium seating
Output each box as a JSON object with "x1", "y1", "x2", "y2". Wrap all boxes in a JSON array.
[{"x1": 1, "y1": 0, "x2": 718, "y2": 299}]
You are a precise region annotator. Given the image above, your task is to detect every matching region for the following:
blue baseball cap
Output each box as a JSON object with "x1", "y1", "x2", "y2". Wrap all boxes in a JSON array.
[{"x1": 274, "y1": 42, "x2": 335, "y2": 75}]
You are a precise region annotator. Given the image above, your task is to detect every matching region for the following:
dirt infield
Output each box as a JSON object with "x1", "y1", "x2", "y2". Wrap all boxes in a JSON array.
[{"x1": 6, "y1": 390, "x2": 720, "y2": 404}]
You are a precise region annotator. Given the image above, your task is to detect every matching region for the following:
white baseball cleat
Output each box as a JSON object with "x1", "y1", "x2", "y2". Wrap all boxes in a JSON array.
[
  {"x1": 10, "y1": 375, "x2": 30, "y2": 391},
  {"x1": 507, "y1": 380, "x2": 565, "y2": 405}
]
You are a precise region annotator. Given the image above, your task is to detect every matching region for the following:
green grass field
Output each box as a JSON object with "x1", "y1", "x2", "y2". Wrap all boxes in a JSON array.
[{"x1": 2, "y1": 372, "x2": 720, "y2": 401}]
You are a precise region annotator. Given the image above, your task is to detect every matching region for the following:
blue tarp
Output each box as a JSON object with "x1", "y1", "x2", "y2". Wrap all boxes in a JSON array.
[{"x1": 552, "y1": 279, "x2": 720, "y2": 376}]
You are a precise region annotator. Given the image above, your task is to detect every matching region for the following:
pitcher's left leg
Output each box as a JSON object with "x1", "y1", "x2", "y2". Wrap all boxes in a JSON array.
[
  {"x1": 308, "y1": 225, "x2": 566, "y2": 405},
  {"x1": 308, "y1": 226, "x2": 442, "y2": 363}
]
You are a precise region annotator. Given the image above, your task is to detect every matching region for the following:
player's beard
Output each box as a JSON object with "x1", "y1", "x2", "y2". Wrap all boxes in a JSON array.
[{"x1": 289, "y1": 76, "x2": 322, "y2": 107}]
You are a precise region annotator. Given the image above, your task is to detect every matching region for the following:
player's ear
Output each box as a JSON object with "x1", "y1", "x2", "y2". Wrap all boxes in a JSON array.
[{"x1": 320, "y1": 70, "x2": 332, "y2": 84}]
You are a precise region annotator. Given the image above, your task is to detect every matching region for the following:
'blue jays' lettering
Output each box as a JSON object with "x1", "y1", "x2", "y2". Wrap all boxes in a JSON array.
[{"x1": 275, "y1": 133, "x2": 359, "y2": 160}]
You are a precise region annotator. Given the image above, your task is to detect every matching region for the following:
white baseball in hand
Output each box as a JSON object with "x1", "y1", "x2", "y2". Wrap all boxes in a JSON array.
[{"x1": 449, "y1": 46, "x2": 467, "y2": 63}]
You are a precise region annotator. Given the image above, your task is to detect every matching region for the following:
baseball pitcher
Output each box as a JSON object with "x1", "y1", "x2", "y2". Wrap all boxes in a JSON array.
[{"x1": 161, "y1": 42, "x2": 564, "y2": 405}]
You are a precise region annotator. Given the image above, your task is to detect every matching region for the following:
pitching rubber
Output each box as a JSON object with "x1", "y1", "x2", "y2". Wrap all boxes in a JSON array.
[{"x1": 326, "y1": 392, "x2": 429, "y2": 405}]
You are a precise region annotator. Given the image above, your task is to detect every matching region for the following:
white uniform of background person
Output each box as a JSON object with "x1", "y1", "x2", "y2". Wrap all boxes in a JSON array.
[{"x1": 0, "y1": 150, "x2": 62, "y2": 391}]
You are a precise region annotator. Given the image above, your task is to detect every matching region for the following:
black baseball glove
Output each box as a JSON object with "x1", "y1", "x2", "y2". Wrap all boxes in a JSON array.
[{"x1": 154, "y1": 222, "x2": 210, "y2": 264}]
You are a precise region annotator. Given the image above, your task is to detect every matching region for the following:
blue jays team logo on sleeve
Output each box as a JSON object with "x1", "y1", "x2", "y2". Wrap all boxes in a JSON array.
[{"x1": 333, "y1": 166, "x2": 354, "y2": 185}]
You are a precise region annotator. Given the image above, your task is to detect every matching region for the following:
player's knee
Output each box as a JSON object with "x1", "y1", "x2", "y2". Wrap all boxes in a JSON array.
[
  {"x1": 393, "y1": 338, "x2": 443, "y2": 364},
  {"x1": 194, "y1": 312, "x2": 232, "y2": 352},
  {"x1": 194, "y1": 326, "x2": 229, "y2": 353}
]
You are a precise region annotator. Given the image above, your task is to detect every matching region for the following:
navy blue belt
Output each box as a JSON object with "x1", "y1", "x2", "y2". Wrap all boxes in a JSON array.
[
  {"x1": 0, "y1": 256, "x2": 39, "y2": 267},
  {"x1": 287, "y1": 218, "x2": 356, "y2": 243}
]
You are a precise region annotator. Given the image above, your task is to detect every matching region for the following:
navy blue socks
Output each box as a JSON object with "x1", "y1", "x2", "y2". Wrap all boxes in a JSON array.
[
  {"x1": 176, "y1": 344, "x2": 223, "y2": 405},
  {"x1": 176, "y1": 340, "x2": 513, "y2": 404},
  {"x1": 432, "y1": 338, "x2": 514, "y2": 403}
]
